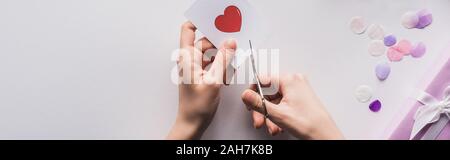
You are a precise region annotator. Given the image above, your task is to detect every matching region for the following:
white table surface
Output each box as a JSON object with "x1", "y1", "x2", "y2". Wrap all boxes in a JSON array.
[{"x1": 0, "y1": 0, "x2": 449, "y2": 139}]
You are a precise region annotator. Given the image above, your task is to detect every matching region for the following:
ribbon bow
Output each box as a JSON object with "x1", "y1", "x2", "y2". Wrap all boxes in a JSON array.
[{"x1": 410, "y1": 86, "x2": 450, "y2": 139}]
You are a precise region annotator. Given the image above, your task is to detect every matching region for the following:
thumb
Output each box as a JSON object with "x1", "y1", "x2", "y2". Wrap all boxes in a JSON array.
[{"x1": 241, "y1": 89, "x2": 280, "y2": 119}]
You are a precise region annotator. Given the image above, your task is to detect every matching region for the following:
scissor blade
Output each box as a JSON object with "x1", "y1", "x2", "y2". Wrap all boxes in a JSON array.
[
  {"x1": 249, "y1": 40, "x2": 264, "y2": 97},
  {"x1": 249, "y1": 40, "x2": 269, "y2": 118}
]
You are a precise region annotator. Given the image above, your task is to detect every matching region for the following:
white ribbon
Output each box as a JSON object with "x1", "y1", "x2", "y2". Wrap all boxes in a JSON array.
[{"x1": 410, "y1": 86, "x2": 450, "y2": 139}]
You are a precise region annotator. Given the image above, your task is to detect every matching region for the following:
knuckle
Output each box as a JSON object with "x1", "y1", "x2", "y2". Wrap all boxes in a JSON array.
[
  {"x1": 211, "y1": 84, "x2": 222, "y2": 90},
  {"x1": 293, "y1": 73, "x2": 306, "y2": 80},
  {"x1": 291, "y1": 73, "x2": 307, "y2": 83},
  {"x1": 279, "y1": 74, "x2": 291, "y2": 82}
]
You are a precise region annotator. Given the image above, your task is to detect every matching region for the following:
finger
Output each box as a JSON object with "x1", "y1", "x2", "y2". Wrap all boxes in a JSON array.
[
  {"x1": 246, "y1": 91, "x2": 281, "y2": 135},
  {"x1": 258, "y1": 74, "x2": 273, "y2": 87},
  {"x1": 195, "y1": 38, "x2": 217, "y2": 69},
  {"x1": 252, "y1": 111, "x2": 265, "y2": 129},
  {"x1": 249, "y1": 83, "x2": 282, "y2": 101},
  {"x1": 249, "y1": 75, "x2": 272, "y2": 89},
  {"x1": 202, "y1": 51, "x2": 215, "y2": 69},
  {"x1": 179, "y1": 49, "x2": 203, "y2": 84},
  {"x1": 223, "y1": 63, "x2": 236, "y2": 85},
  {"x1": 241, "y1": 89, "x2": 280, "y2": 119},
  {"x1": 266, "y1": 119, "x2": 281, "y2": 136},
  {"x1": 179, "y1": 22, "x2": 205, "y2": 82},
  {"x1": 277, "y1": 73, "x2": 311, "y2": 95},
  {"x1": 195, "y1": 37, "x2": 215, "y2": 53},
  {"x1": 207, "y1": 39, "x2": 236, "y2": 84},
  {"x1": 259, "y1": 74, "x2": 286, "y2": 96},
  {"x1": 180, "y1": 22, "x2": 197, "y2": 48}
]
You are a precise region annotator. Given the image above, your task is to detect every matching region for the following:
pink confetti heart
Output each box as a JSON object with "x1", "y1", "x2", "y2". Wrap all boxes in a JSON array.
[
  {"x1": 387, "y1": 47, "x2": 403, "y2": 62},
  {"x1": 397, "y1": 39, "x2": 412, "y2": 55}
]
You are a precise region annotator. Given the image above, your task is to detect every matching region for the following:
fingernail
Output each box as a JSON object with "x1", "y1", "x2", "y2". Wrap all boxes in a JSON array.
[{"x1": 226, "y1": 39, "x2": 236, "y2": 49}]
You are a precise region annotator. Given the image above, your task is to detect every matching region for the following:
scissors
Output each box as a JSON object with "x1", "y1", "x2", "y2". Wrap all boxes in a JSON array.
[{"x1": 248, "y1": 40, "x2": 269, "y2": 119}]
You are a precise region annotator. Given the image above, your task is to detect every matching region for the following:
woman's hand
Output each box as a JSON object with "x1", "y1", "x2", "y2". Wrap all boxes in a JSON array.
[
  {"x1": 241, "y1": 74, "x2": 344, "y2": 140},
  {"x1": 167, "y1": 22, "x2": 236, "y2": 140}
]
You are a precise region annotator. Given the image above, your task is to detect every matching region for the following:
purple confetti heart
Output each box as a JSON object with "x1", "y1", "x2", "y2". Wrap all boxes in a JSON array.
[
  {"x1": 369, "y1": 100, "x2": 382, "y2": 112},
  {"x1": 415, "y1": 9, "x2": 433, "y2": 29},
  {"x1": 384, "y1": 35, "x2": 397, "y2": 47}
]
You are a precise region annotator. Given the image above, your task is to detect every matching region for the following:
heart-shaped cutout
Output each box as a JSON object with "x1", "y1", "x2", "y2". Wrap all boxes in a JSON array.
[{"x1": 215, "y1": 5, "x2": 242, "y2": 33}]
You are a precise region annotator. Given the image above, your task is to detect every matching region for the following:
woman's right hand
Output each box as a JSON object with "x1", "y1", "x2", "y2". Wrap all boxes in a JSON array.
[{"x1": 241, "y1": 74, "x2": 344, "y2": 140}]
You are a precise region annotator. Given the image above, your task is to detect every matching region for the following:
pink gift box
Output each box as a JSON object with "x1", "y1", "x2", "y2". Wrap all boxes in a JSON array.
[{"x1": 388, "y1": 44, "x2": 450, "y2": 140}]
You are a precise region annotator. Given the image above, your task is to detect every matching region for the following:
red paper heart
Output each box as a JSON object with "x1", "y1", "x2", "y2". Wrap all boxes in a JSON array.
[{"x1": 215, "y1": 6, "x2": 242, "y2": 33}]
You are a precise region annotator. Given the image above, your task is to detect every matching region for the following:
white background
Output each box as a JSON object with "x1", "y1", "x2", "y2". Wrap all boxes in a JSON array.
[{"x1": 0, "y1": 0, "x2": 449, "y2": 139}]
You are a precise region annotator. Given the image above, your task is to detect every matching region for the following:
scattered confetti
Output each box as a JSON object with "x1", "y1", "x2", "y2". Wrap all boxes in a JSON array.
[
  {"x1": 384, "y1": 35, "x2": 397, "y2": 47},
  {"x1": 369, "y1": 100, "x2": 382, "y2": 112},
  {"x1": 411, "y1": 42, "x2": 427, "y2": 58},
  {"x1": 397, "y1": 39, "x2": 412, "y2": 55},
  {"x1": 387, "y1": 47, "x2": 403, "y2": 62},
  {"x1": 416, "y1": 9, "x2": 433, "y2": 29},
  {"x1": 350, "y1": 16, "x2": 368, "y2": 34},
  {"x1": 355, "y1": 85, "x2": 373, "y2": 103},
  {"x1": 348, "y1": 9, "x2": 433, "y2": 110},
  {"x1": 367, "y1": 24, "x2": 385, "y2": 40},
  {"x1": 375, "y1": 62, "x2": 391, "y2": 81},
  {"x1": 368, "y1": 40, "x2": 386, "y2": 57},
  {"x1": 401, "y1": 11, "x2": 419, "y2": 29}
]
